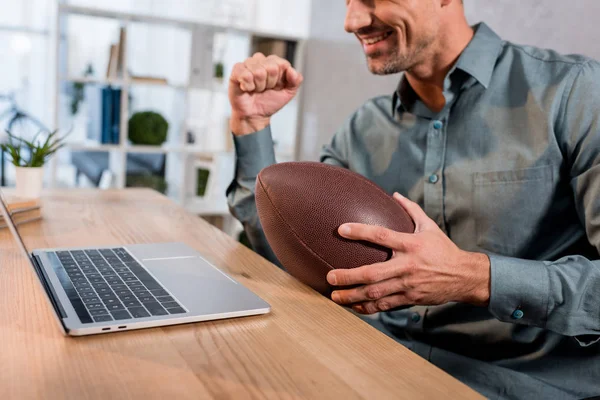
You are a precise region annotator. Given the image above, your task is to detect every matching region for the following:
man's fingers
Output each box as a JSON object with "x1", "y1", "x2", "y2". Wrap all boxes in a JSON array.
[
  {"x1": 231, "y1": 63, "x2": 256, "y2": 92},
  {"x1": 331, "y1": 277, "x2": 407, "y2": 304},
  {"x1": 284, "y1": 66, "x2": 303, "y2": 89},
  {"x1": 244, "y1": 60, "x2": 268, "y2": 93},
  {"x1": 338, "y1": 223, "x2": 414, "y2": 251},
  {"x1": 353, "y1": 294, "x2": 411, "y2": 314},
  {"x1": 327, "y1": 260, "x2": 401, "y2": 286}
]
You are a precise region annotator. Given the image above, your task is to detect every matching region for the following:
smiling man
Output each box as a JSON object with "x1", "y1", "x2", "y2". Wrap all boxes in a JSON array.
[{"x1": 226, "y1": 0, "x2": 600, "y2": 398}]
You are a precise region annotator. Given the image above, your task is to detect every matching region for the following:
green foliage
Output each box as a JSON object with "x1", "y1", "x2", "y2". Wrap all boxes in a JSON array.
[
  {"x1": 196, "y1": 168, "x2": 210, "y2": 197},
  {"x1": 126, "y1": 174, "x2": 168, "y2": 194},
  {"x1": 128, "y1": 111, "x2": 168, "y2": 146},
  {"x1": 214, "y1": 62, "x2": 224, "y2": 79},
  {"x1": 0, "y1": 130, "x2": 67, "y2": 167},
  {"x1": 70, "y1": 64, "x2": 94, "y2": 115}
]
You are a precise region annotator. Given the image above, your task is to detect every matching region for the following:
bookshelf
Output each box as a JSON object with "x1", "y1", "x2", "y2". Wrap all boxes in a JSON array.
[{"x1": 51, "y1": 1, "x2": 309, "y2": 221}]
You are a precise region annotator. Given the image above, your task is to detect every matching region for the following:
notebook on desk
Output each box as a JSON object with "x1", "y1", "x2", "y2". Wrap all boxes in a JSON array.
[{"x1": 0, "y1": 188, "x2": 270, "y2": 336}]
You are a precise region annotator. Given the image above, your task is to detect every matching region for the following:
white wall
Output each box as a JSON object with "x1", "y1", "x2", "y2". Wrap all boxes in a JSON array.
[{"x1": 298, "y1": 0, "x2": 600, "y2": 161}]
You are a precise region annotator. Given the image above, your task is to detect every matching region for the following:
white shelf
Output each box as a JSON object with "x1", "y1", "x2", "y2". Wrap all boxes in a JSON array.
[
  {"x1": 125, "y1": 145, "x2": 183, "y2": 154},
  {"x1": 61, "y1": 76, "x2": 124, "y2": 85},
  {"x1": 58, "y1": 3, "x2": 307, "y2": 41},
  {"x1": 66, "y1": 142, "x2": 120, "y2": 151}
]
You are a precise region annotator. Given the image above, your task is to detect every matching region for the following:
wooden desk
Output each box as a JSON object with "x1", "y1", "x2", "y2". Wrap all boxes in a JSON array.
[{"x1": 0, "y1": 189, "x2": 482, "y2": 399}]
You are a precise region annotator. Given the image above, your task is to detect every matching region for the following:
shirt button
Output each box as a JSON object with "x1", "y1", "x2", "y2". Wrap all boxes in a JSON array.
[
  {"x1": 411, "y1": 313, "x2": 421, "y2": 323},
  {"x1": 512, "y1": 309, "x2": 524, "y2": 320},
  {"x1": 433, "y1": 120, "x2": 443, "y2": 130},
  {"x1": 428, "y1": 174, "x2": 439, "y2": 184}
]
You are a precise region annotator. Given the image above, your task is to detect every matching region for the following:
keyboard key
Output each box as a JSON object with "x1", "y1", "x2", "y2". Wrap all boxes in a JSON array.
[
  {"x1": 156, "y1": 295, "x2": 174, "y2": 303},
  {"x1": 82, "y1": 296, "x2": 101, "y2": 304},
  {"x1": 118, "y1": 272, "x2": 134, "y2": 279},
  {"x1": 110, "y1": 310, "x2": 131, "y2": 320},
  {"x1": 70, "y1": 276, "x2": 88, "y2": 283},
  {"x1": 107, "y1": 303, "x2": 125, "y2": 311},
  {"x1": 89, "y1": 309, "x2": 110, "y2": 316},
  {"x1": 89, "y1": 277, "x2": 105, "y2": 284},
  {"x1": 128, "y1": 307, "x2": 150, "y2": 318},
  {"x1": 95, "y1": 286, "x2": 112, "y2": 295},
  {"x1": 77, "y1": 286, "x2": 95, "y2": 294},
  {"x1": 122, "y1": 276, "x2": 138, "y2": 282},
  {"x1": 86, "y1": 273, "x2": 101, "y2": 279},
  {"x1": 126, "y1": 281, "x2": 144, "y2": 288},
  {"x1": 100, "y1": 270, "x2": 117, "y2": 277},
  {"x1": 92, "y1": 282, "x2": 109, "y2": 290},
  {"x1": 167, "y1": 307, "x2": 186, "y2": 314},
  {"x1": 133, "y1": 290, "x2": 150, "y2": 297},
  {"x1": 115, "y1": 289, "x2": 133, "y2": 297},
  {"x1": 105, "y1": 277, "x2": 123, "y2": 285},
  {"x1": 150, "y1": 289, "x2": 169, "y2": 297},
  {"x1": 93, "y1": 315, "x2": 113, "y2": 323},
  {"x1": 102, "y1": 298, "x2": 121, "y2": 306},
  {"x1": 80, "y1": 291, "x2": 98, "y2": 299},
  {"x1": 138, "y1": 296, "x2": 155, "y2": 303},
  {"x1": 144, "y1": 302, "x2": 168, "y2": 316},
  {"x1": 99, "y1": 292, "x2": 118, "y2": 300},
  {"x1": 87, "y1": 303, "x2": 106, "y2": 310},
  {"x1": 123, "y1": 300, "x2": 142, "y2": 308},
  {"x1": 74, "y1": 281, "x2": 91, "y2": 289},
  {"x1": 119, "y1": 295, "x2": 136, "y2": 302},
  {"x1": 161, "y1": 301, "x2": 180, "y2": 309}
]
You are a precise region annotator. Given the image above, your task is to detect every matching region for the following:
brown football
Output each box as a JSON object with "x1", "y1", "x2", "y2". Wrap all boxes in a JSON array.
[{"x1": 255, "y1": 162, "x2": 415, "y2": 296}]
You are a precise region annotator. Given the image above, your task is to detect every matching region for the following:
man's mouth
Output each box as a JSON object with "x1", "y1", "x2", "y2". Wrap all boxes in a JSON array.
[{"x1": 361, "y1": 31, "x2": 394, "y2": 45}]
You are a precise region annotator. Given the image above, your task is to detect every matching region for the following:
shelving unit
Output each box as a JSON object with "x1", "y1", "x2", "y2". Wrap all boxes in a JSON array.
[{"x1": 51, "y1": 1, "x2": 309, "y2": 219}]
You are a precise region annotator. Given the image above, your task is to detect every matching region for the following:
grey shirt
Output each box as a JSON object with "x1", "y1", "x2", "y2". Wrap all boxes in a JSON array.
[{"x1": 227, "y1": 23, "x2": 600, "y2": 399}]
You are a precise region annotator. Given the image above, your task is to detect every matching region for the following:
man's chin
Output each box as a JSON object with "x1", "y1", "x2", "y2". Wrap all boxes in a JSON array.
[{"x1": 367, "y1": 59, "x2": 402, "y2": 76}]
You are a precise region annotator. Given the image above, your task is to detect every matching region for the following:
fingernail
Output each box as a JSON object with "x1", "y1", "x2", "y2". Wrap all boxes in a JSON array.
[
  {"x1": 327, "y1": 272, "x2": 337, "y2": 285},
  {"x1": 394, "y1": 192, "x2": 404, "y2": 199},
  {"x1": 354, "y1": 305, "x2": 364, "y2": 313},
  {"x1": 331, "y1": 291, "x2": 340, "y2": 302},
  {"x1": 339, "y1": 225, "x2": 351, "y2": 236}
]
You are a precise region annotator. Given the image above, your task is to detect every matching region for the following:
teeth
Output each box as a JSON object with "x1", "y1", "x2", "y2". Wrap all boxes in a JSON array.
[{"x1": 364, "y1": 32, "x2": 391, "y2": 45}]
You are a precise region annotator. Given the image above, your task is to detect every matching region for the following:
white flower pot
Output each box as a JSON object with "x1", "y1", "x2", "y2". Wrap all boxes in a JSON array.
[{"x1": 15, "y1": 166, "x2": 44, "y2": 199}]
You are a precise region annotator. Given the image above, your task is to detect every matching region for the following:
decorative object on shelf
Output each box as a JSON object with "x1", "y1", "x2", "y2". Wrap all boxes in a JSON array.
[
  {"x1": 128, "y1": 111, "x2": 168, "y2": 146},
  {"x1": 0, "y1": 130, "x2": 68, "y2": 198},
  {"x1": 126, "y1": 174, "x2": 168, "y2": 194},
  {"x1": 130, "y1": 76, "x2": 168, "y2": 85},
  {"x1": 214, "y1": 62, "x2": 224, "y2": 82},
  {"x1": 70, "y1": 64, "x2": 94, "y2": 116},
  {"x1": 196, "y1": 167, "x2": 211, "y2": 197}
]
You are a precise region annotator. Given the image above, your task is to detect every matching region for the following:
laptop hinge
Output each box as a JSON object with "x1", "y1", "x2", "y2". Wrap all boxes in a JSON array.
[{"x1": 32, "y1": 254, "x2": 67, "y2": 319}]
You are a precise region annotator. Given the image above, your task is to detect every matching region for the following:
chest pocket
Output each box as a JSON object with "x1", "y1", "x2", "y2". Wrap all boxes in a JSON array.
[{"x1": 473, "y1": 165, "x2": 555, "y2": 256}]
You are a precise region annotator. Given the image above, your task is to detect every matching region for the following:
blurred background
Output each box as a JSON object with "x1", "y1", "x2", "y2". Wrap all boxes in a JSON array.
[{"x1": 1, "y1": 0, "x2": 598, "y2": 238}]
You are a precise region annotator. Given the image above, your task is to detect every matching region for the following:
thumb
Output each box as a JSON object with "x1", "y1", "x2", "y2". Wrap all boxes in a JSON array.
[
  {"x1": 285, "y1": 67, "x2": 303, "y2": 89},
  {"x1": 393, "y1": 192, "x2": 434, "y2": 232}
]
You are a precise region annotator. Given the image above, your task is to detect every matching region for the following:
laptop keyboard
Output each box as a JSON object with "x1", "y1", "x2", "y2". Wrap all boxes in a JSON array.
[{"x1": 52, "y1": 248, "x2": 186, "y2": 324}]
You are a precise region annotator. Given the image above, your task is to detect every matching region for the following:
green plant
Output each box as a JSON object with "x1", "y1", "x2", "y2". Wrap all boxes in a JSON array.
[
  {"x1": 0, "y1": 130, "x2": 67, "y2": 167},
  {"x1": 214, "y1": 62, "x2": 224, "y2": 79},
  {"x1": 128, "y1": 111, "x2": 168, "y2": 146},
  {"x1": 70, "y1": 64, "x2": 94, "y2": 115}
]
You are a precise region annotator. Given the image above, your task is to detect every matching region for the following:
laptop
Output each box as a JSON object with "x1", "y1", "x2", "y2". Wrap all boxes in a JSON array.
[{"x1": 0, "y1": 189, "x2": 270, "y2": 336}]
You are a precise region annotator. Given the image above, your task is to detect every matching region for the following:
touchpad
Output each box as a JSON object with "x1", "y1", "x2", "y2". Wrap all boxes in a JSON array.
[{"x1": 144, "y1": 256, "x2": 235, "y2": 283}]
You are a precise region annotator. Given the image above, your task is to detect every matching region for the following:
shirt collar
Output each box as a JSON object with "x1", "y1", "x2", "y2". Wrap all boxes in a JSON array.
[{"x1": 392, "y1": 22, "x2": 504, "y2": 116}]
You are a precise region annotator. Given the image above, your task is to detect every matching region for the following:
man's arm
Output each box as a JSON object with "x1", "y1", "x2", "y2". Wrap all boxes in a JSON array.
[{"x1": 487, "y1": 60, "x2": 600, "y2": 345}]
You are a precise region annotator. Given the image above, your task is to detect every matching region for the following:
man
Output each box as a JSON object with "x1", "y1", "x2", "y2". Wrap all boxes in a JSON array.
[{"x1": 227, "y1": 0, "x2": 600, "y2": 398}]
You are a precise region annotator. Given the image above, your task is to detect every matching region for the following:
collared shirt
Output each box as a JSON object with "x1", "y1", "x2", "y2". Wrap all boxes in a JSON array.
[{"x1": 227, "y1": 23, "x2": 600, "y2": 399}]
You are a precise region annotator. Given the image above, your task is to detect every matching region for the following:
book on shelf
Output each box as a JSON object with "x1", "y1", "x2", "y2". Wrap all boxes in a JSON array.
[
  {"x1": 116, "y1": 26, "x2": 127, "y2": 78},
  {"x1": 106, "y1": 43, "x2": 119, "y2": 80},
  {"x1": 100, "y1": 86, "x2": 121, "y2": 144}
]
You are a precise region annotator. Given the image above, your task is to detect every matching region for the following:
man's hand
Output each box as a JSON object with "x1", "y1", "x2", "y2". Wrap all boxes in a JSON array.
[
  {"x1": 229, "y1": 53, "x2": 303, "y2": 136},
  {"x1": 327, "y1": 193, "x2": 491, "y2": 314}
]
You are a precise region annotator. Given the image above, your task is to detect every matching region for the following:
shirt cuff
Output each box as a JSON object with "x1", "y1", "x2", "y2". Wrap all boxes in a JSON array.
[
  {"x1": 233, "y1": 126, "x2": 277, "y2": 178},
  {"x1": 487, "y1": 254, "x2": 550, "y2": 328}
]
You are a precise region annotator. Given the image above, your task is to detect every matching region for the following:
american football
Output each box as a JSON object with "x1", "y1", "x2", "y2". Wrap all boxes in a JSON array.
[{"x1": 256, "y1": 162, "x2": 415, "y2": 295}]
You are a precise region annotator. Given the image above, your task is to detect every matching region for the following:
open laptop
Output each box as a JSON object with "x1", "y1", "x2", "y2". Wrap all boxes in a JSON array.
[{"x1": 0, "y1": 188, "x2": 270, "y2": 336}]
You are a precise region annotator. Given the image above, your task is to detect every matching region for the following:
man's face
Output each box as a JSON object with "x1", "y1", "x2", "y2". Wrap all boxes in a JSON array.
[{"x1": 345, "y1": 0, "x2": 440, "y2": 75}]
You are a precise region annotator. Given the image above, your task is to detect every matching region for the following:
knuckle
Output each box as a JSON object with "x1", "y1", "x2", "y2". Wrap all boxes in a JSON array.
[
  {"x1": 365, "y1": 286, "x2": 382, "y2": 300},
  {"x1": 374, "y1": 227, "x2": 390, "y2": 242},
  {"x1": 376, "y1": 300, "x2": 391, "y2": 311},
  {"x1": 265, "y1": 64, "x2": 279, "y2": 77},
  {"x1": 363, "y1": 268, "x2": 380, "y2": 284},
  {"x1": 252, "y1": 52, "x2": 266, "y2": 59}
]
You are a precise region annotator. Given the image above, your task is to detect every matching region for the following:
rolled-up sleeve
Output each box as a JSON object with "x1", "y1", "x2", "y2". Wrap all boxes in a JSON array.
[
  {"x1": 226, "y1": 126, "x2": 279, "y2": 265},
  {"x1": 488, "y1": 60, "x2": 600, "y2": 346}
]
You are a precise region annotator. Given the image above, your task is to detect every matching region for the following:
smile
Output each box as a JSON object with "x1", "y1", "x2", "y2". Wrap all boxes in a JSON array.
[{"x1": 362, "y1": 31, "x2": 393, "y2": 45}]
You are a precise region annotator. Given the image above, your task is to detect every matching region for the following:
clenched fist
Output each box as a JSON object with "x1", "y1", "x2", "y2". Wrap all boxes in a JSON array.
[{"x1": 229, "y1": 53, "x2": 303, "y2": 136}]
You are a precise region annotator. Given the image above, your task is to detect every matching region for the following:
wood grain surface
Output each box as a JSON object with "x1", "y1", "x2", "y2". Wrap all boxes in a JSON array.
[{"x1": 0, "y1": 189, "x2": 482, "y2": 400}]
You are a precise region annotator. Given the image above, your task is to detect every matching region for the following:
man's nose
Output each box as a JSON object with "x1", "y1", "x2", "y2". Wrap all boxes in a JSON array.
[{"x1": 345, "y1": 0, "x2": 373, "y2": 33}]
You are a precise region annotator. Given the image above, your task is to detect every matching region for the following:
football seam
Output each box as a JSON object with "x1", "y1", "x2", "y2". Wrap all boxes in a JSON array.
[
  {"x1": 298, "y1": 163, "x2": 414, "y2": 230},
  {"x1": 257, "y1": 174, "x2": 337, "y2": 274}
]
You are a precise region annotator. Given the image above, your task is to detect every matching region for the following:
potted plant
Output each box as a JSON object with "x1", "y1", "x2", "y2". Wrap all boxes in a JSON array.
[{"x1": 0, "y1": 130, "x2": 67, "y2": 198}]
